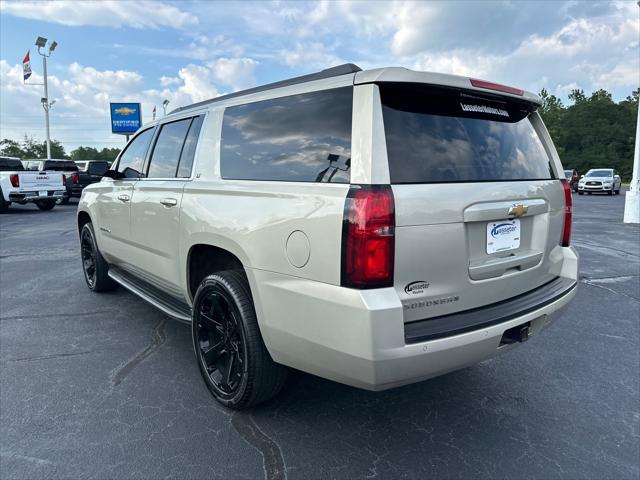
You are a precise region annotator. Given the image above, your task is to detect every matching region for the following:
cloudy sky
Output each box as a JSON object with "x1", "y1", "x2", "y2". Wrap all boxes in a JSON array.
[{"x1": 1, "y1": 0, "x2": 638, "y2": 152}]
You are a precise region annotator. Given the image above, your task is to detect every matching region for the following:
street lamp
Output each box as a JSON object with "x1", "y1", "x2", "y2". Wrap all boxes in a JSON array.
[
  {"x1": 35, "y1": 35, "x2": 58, "y2": 160},
  {"x1": 162, "y1": 99, "x2": 170, "y2": 116}
]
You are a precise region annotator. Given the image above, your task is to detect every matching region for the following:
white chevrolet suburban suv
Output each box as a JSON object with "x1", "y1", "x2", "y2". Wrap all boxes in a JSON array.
[{"x1": 78, "y1": 64, "x2": 578, "y2": 409}]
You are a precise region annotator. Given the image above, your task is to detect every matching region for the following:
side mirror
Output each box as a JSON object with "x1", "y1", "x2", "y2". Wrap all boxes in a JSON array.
[{"x1": 102, "y1": 169, "x2": 124, "y2": 180}]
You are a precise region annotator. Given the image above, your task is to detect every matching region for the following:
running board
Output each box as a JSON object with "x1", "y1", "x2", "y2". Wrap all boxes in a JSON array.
[{"x1": 108, "y1": 267, "x2": 192, "y2": 323}]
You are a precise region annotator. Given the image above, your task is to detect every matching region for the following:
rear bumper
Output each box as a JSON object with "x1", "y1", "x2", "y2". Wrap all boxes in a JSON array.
[
  {"x1": 8, "y1": 190, "x2": 65, "y2": 202},
  {"x1": 249, "y1": 246, "x2": 578, "y2": 390},
  {"x1": 71, "y1": 186, "x2": 85, "y2": 197}
]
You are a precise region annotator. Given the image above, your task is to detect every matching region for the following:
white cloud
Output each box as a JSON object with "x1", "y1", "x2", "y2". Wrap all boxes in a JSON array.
[
  {"x1": 279, "y1": 42, "x2": 342, "y2": 69},
  {"x1": 159, "y1": 76, "x2": 181, "y2": 87},
  {"x1": 0, "y1": 0, "x2": 197, "y2": 29},
  {"x1": 208, "y1": 57, "x2": 257, "y2": 91}
]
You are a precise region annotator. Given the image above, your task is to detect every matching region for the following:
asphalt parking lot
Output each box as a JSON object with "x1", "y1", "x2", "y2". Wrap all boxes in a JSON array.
[{"x1": 1, "y1": 191, "x2": 639, "y2": 480}]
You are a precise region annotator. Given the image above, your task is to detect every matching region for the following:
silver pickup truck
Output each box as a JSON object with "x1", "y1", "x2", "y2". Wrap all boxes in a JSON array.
[{"x1": 0, "y1": 157, "x2": 65, "y2": 211}]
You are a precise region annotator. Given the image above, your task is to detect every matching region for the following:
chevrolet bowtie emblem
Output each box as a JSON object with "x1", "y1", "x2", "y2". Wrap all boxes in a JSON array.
[{"x1": 508, "y1": 204, "x2": 528, "y2": 217}]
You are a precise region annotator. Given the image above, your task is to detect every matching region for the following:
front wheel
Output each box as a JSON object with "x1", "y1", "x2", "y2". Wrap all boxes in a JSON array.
[
  {"x1": 35, "y1": 200, "x2": 55, "y2": 210},
  {"x1": 192, "y1": 271, "x2": 288, "y2": 409}
]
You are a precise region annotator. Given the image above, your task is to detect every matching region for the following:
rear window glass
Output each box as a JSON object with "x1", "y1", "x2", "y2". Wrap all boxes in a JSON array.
[
  {"x1": 44, "y1": 161, "x2": 78, "y2": 171},
  {"x1": 380, "y1": 84, "x2": 554, "y2": 183},
  {"x1": 0, "y1": 158, "x2": 24, "y2": 171},
  {"x1": 220, "y1": 87, "x2": 352, "y2": 183}
]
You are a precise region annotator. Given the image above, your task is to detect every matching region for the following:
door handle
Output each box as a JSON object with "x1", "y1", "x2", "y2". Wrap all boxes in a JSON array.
[
  {"x1": 117, "y1": 194, "x2": 130, "y2": 202},
  {"x1": 160, "y1": 198, "x2": 178, "y2": 207}
]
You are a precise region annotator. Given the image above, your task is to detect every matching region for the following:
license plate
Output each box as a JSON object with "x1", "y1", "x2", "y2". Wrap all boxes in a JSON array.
[
  {"x1": 486, "y1": 219, "x2": 520, "y2": 254},
  {"x1": 38, "y1": 190, "x2": 48, "y2": 197}
]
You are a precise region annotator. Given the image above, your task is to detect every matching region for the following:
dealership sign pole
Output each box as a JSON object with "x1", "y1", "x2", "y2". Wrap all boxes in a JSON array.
[{"x1": 35, "y1": 36, "x2": 57, "y2": 160}]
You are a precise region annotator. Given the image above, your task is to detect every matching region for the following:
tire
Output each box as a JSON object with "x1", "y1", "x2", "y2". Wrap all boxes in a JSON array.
[
  {"x1": 578, "y1": 191, "x2": 584, "y2": 195},
  {"x1": 192, "y1": 270, "x2": 288, "y2": 409},
  {"x1": 80, "y1": 223, "x2": 117, "y2": 292},
  {"x1": 0, "y1": 189, "x2": 9, "y2": 212},
  {"x1": 57, "y1": 196, "x2": 70, "y2": 205},
  {"x1": 607, "y1": 189, "x2": 613, "y2": 196},
  {"x1": 35, "y1": 200, "x2": 56, "y2": 210}
]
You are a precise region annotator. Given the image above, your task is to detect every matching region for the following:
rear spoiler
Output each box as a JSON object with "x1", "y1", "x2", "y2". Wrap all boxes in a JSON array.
[{"x1": 355, "y1": 68, "x2": 541, "y2": 107}]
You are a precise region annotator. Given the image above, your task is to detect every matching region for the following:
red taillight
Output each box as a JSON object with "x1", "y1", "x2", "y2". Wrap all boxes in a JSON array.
[
  {"x1": 341, "y1": 185, "x2": 395, "y2": 289},
  {"x1": 9, "y1": 174, "x2": 19, "y2": 187},
  {"x1": 561, "y1": 179, "x2": 572, "y2": 247},
  {"x1": 62, "y1": 174, "x2": 67, "y2": 186},
  {"x1": 71, "y1": 173, "x2": 79, "y2": 184},
  {"x1": 470, "y1": 78, "x2": 524, "y2": 96}
]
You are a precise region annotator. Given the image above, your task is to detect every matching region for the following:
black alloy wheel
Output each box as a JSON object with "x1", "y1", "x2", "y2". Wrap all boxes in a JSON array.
[
  {"x1": 81, "y1": 226, "x2": 98, "y2": 289},
  {"x1": 192, "y1": 271, "x2": 288, "y2": 409},
  {"x1": 195, "y1": 288, "x2": 247, "y2": 398}
]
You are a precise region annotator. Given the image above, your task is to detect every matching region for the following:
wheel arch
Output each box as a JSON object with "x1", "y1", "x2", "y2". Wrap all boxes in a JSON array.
[
  {"x1": 77, "y1": 209, "x2": 92, "y2": 235},
  {"x1": 185, "y1": 242, "x2": 248, "y2": 303}
]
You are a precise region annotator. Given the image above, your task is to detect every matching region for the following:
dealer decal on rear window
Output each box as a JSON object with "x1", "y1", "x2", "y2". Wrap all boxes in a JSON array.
[{"x1": 460, "y1": 103, "x2": 509, "y2": 118}]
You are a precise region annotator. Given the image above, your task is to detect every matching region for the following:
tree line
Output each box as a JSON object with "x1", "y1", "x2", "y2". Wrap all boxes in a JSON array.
[
  {"x1": 1, "y1": 87, "x2": 637, "y2": 179},
  {"x1": 539, "y1": 88, "x2": 638, "y2": 181},
  {"x1": 0, "y1": 136, "x2": 120, "y2": 163}
]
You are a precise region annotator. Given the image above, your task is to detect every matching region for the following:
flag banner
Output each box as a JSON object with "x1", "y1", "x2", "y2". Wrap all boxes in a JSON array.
[{"x1": 23, "y1": 51, "x2": 32, "y2": 81}]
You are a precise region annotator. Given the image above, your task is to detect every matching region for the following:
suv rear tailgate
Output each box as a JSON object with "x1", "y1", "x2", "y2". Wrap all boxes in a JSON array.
[
  {"x1": 19, "y1": 171, "x2": 64, "y2": 192},
  {"x1": 377, "y1": 82, "x2": 566, "y2": 323}
]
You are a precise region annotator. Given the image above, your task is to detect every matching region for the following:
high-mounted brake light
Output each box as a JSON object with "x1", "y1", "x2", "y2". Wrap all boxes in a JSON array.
[
  {"x1": 341, "y1": 185, "x2": 395, "y2": 289},
  {"x1": 561, "y1": 179, "x2": 572, "y2": 247},
  {"x1": 9, "y1": 174, "x2": 19, "y2": 187},
  {"x1": 470, "y1": 78, "x2": 524, "y2": 96}
]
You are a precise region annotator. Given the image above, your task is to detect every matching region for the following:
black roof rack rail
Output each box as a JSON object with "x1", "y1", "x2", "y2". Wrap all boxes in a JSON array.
[{"x1": 169, "y1": 63, "x2": 362, "y2": 115}]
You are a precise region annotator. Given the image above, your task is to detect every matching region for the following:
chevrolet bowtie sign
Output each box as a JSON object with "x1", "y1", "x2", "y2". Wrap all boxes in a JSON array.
[{"x1": 508, "y1": 204, "x2": 528, "y2": 217}]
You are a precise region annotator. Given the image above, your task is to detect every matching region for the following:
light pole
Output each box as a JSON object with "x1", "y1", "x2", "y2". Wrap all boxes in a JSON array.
[
  {"x1": 35, "y1": 36, "x2": 57, "y2": 160},
  {"x1": 623, "y1": 2, "x2": 640, "y2": 223},
  {"x1": 162, "y1": 99, "x2": 170, "y2": 116}
]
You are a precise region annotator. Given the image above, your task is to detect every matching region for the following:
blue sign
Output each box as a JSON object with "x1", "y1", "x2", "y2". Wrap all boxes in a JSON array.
[{"x1": 110, "y1": 102, "x2": 141, "y2": 135}]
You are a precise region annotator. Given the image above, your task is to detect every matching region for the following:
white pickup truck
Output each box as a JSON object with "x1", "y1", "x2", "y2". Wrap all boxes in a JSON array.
[{"x1": 0, "y1": 156, "x2": 66, "y2": 212}]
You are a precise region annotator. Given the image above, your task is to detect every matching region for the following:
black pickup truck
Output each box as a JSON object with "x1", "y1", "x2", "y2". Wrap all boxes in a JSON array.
[{"x1": 71, "y1": 161, "x2": 109, "y2": 197}]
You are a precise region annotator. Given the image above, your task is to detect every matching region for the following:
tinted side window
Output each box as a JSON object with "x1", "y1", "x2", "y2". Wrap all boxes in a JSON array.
[
  {"x1": 220, "y1": 87, "x2": 352, "y2": 183},
  {"x1": 177, "y1": 115, "x2": 204, "y2": 178},
  {"x1": 147, "y1": 118, "x2": 192, "y2": 178},
  {"x1": 117, "y1": 128, "x2": 154, "y2": 178}
]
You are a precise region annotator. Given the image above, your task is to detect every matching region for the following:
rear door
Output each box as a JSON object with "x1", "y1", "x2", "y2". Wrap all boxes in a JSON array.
[
  {"x1": 378, "y1": 83, "x2": 566, "y2": 322},
  {"x1": 129, "y1": 115, "x2": 204, "y2": 298}
]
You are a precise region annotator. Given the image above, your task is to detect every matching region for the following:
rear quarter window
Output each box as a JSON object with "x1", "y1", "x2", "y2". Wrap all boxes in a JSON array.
[
  {"x1": 220, "y1": 87, "x2": 352, "y2": 183},
  {"x1": 0, "y1": 159, "x2": 25, "y2": 171},
  {"x1": 380, "y1": 84, "x2": 554, "y2": 183}
]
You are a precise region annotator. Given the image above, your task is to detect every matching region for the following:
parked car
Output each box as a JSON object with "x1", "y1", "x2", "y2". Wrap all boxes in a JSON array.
[
  {"x1": 577, "y1": 169, "x2": 621, "y2": 195},
  {"x1": 23, "y1": 159, "x2": 79, "y2": 204},
  {"x1": 78, "y1": 64, "x2": 578, "y2": 409},
  {"x1": 564, "y1": 169, "x2": 579, "y2": 192},
  {"x1": 72, "y1": 160, "x2": 110, "y2": 197},
  {"x1": 0, "y1": 156, "x2": 65, "y2": 211}
]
